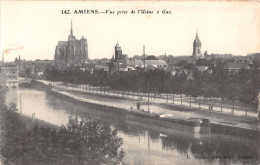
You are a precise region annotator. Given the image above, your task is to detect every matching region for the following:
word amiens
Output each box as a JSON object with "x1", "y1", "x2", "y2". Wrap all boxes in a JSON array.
[{"x1": 62, "y1": 10, "x2": 99, "y2": 14}]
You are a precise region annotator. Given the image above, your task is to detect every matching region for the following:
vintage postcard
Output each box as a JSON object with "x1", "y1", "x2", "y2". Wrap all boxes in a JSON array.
[{"x1": 0, "y1": 1, "x2": 260, "y2": 165}]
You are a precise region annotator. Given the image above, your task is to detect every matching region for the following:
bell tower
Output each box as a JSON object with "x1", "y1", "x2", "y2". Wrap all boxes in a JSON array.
[
  {"x1": 192, "y1": 31, "x2": 202, "y2": 57},
  {"x1": 115, "y1": 41, "x2": 122, "y2": 61}
]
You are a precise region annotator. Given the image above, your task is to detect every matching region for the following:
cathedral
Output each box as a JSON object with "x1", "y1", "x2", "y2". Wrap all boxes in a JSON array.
[
  {"x1": 54, "y1": 21, "x2": 88, "y2": 66},
  {"x1": 192, "y1": 32, "x2": 203, "y2": 58}
]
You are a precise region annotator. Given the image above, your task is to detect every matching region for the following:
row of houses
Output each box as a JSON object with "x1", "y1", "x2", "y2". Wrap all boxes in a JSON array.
[
  {"x1": 88, "y1": 57, "x2": 255, "y2": 79},
  {"x1": 90, "y1": 42, "x2": 259, "y2": 75},
  {"x1": 13, "y1": 57, "x2": 54, "y2": 79},
  {"x1": 86, "y1": 57, "x2": 169, "y2": 73},
  {"x1": 89, "y1": 42, "x2": 169, "y2": 73}
]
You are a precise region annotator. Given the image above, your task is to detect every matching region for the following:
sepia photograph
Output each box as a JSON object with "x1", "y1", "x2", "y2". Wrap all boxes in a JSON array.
[{"x1": 0, "y1": 1, "x2": 260, "y2": 165}]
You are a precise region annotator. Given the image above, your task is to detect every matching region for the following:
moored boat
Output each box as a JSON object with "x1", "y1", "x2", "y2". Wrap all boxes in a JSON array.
[{"x1": 127, "y1": 104, "x2": 211, "y2": 133}]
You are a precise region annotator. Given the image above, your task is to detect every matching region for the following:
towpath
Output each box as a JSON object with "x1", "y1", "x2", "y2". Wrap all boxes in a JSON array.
[{"x1": 38, "y1": 80, "x2": 260, "y2": 132}]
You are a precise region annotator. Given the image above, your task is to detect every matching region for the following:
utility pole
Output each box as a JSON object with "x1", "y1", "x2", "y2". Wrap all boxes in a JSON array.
[
  {"x1": 20, "y1": 93, "x2": 22, "y2": 114},
  {"x1": 181, "y1": 94, "x2": 182, "y2": 105},
  {"x1": 258, "y1": 92, "x2": 260, "y2": 118},
  {"x1": 148, "y1": 131, "x2": 150, "y2": 150},
  {"x1": 148, "y1": 83, "x2": 150, "y2": 113}
]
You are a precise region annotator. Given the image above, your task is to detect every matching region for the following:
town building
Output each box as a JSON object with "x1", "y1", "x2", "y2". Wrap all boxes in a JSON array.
[
  {"x1": 224, "y1": 61, "x2": 250, "y2": 74},
  {"x1": 54, "y1": 21, "x2": 88, "y2": 66},
  {"x1": 32, "y1": 60, "x2": 54, "y2": 79},
  {"x1": 13, "y1": 58, "x2": 53, "y2": 79},
  {"x1": 0, "y1": 74, "x2": 6, "y2": 105},
  {"x1": 144, "y1": 59, "x2": 168, "y2": 69},
  {"x1": 110, "y1": 41, "x2": 129, "y2": 71},
  {"x1": 126, "y1": 58, "x2": 144, "y2": 68},
  {"x1": 204, "y1": 52, "x2": 233, "y2": 59},
  {"x1": 0, "y1": 70, "x2": 7, "y2": 89},
  {"x1": 0, "y1": 64, "x2": 18, "y2": 88},
  {"x1": 94, "y1": 64, "x2": 109, "y2": 72},
  {"x1": 110, "y1": 42, "x2": 168, "y2": 73}
]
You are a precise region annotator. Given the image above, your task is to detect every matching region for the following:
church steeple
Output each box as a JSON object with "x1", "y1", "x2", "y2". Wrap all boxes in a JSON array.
[
  {"x1": 192, "y1": 31, "x2": 202, "y2": 57},
  {"x1": 196, "y1": 30, "x2": 199, "y2": 39},
  {"x1": 115, "y1": 41, "x2": 122, "y2": 61},
  {"x1": 70, "y1": 20, "x2": 73, "y2": 36},
  {"x1": 68, "y1": 20, "x2": 75, "y2": 42}
]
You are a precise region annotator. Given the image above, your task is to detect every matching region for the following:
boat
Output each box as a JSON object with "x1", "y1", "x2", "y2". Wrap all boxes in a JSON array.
[
  {"x1": 129, "y1": 107, "x2": 160, "y2": 118},
  {"x1": 188, "y1": 118, "x2": 210, "y2": 127},
  {"x1": 127, "y1": 104, "x2": 210, "y2": 133},
  {"x1": 159, "y1": 133, "x2": 168, "y2": 137}
]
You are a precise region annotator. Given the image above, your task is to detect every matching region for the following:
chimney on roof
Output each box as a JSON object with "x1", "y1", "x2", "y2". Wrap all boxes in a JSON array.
[{"x1": 143, "y1": 45, "x2": 145, "y2": 69}]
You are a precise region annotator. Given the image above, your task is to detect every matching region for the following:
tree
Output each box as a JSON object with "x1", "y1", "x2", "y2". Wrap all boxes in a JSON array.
[{"x1": 1, "y1": 104, "x2": 124, "y2": 165}]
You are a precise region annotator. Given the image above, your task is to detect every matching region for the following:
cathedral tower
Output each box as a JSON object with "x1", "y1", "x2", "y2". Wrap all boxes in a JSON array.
[
  {"x1": 192, "y1": 31, "x2": 202, "y2": 57},
  {"x1": 115, "y1": 41, "x2": 122, "y2": 61},
  {"x1": 54, "y1": 21, "x2": 88, "y2": 66}
]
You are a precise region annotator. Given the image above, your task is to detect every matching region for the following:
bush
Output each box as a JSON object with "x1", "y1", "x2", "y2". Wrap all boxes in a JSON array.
[{"x1": 0, "y1": 105, "x2": 124, "y2": 165}]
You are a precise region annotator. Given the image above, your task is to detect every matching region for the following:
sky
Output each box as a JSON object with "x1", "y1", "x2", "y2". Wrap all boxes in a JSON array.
[{"x1": 1, "y1": 1, "x2": 260, "y2": 62}]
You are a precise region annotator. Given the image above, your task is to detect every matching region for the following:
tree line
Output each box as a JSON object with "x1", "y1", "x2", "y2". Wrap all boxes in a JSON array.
[{"x1": 44, "y1": 61, "x2": 260, "y2": 106}]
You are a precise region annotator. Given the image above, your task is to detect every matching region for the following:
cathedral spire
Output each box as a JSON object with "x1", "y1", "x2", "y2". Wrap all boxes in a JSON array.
[{"x1": 70, "y1": 19, "x2": 73, "y2": 36}]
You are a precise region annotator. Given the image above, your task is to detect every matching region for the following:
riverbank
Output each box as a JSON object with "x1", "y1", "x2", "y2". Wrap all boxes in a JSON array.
[
  {"x1": 30, "y1": 80, "x2": 260, "y2": 138},
  {"x1": 19, "y1": 113, "x2": 60, "y2": 130},
  {"x1": 46, "y1": 83, "x2": 259, "y2": 122},
  {"x1": 44, "y1": 80, "x2": 259, "y2": 116},
  {"x1": 0, "y1": 105, "x2": 60, "y2": 165},
  {"x1": 1, "y1": 100, "x2": 125, "y2": 165}
]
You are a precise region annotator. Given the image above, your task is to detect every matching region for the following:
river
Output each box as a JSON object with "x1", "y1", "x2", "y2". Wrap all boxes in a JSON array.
[{"x1": 5, "y1": 87, "x2": 260, "y2": 165}]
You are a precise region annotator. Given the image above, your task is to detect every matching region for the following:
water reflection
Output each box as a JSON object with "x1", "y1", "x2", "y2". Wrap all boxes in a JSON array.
[
  {"x1": 5, "y1": 88, "x2": 18, "y2": 106},
  {"x1": 162, "y1": 134, "x2": 259, "y2": 165},
  {"x1": 7, "y1": 87, "x2": 260, "y2": 165}
]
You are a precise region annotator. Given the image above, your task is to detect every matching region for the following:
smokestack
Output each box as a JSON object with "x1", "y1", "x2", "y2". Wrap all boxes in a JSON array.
[
  {"x1": 18, "y1": 55, "x2": 21, "y2": 75},
  {"x1": 2, "y1": 52, "x2": 4, "y2": 63},
  {"x1": 143, "y1": 45, "x2": 145, "y2": 69}
]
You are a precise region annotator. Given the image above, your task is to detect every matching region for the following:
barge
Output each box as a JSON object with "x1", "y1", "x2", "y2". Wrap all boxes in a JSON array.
[{"x1": 127, "y1": 105, "x2": 211, "y2": 133}]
